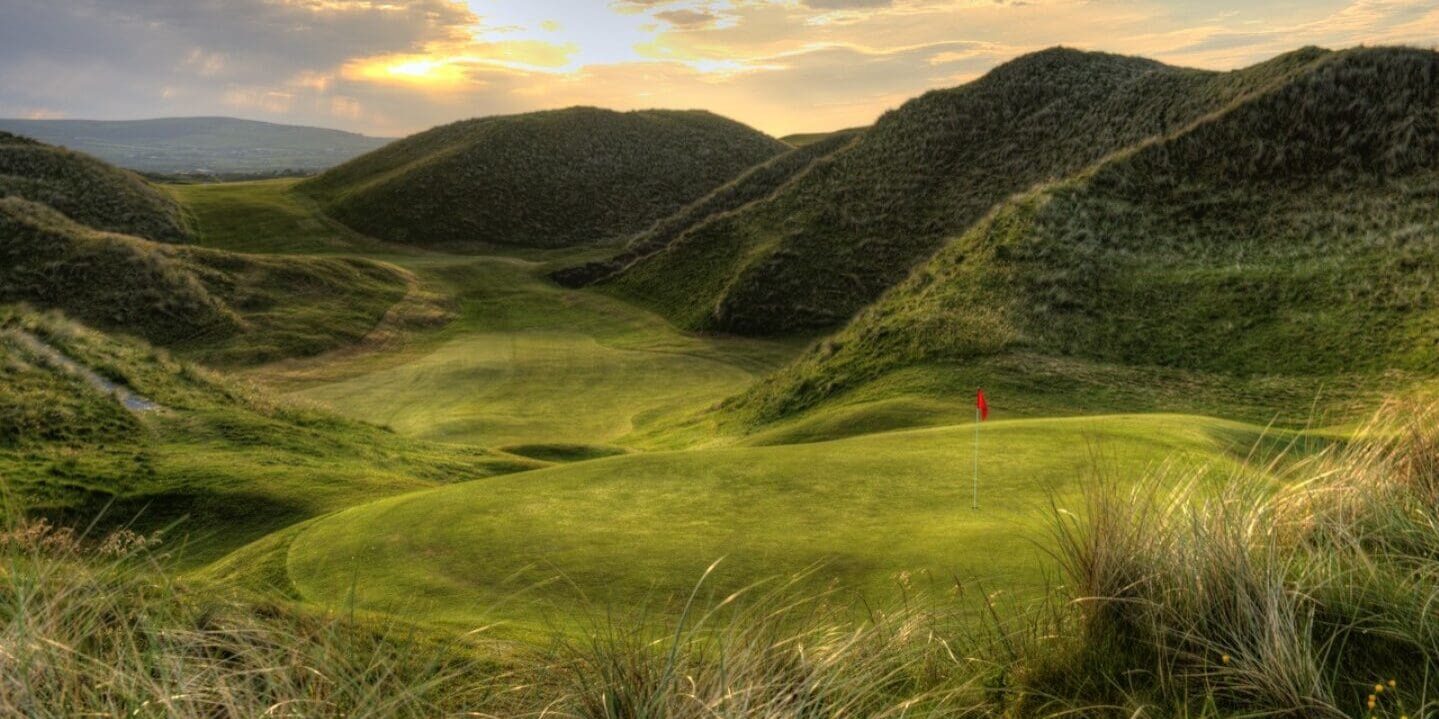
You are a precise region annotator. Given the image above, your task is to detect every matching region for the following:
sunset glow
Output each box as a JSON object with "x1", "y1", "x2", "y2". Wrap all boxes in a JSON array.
[{"x1": 4, "y1": 1, "x2": 1437, "y2": 137}]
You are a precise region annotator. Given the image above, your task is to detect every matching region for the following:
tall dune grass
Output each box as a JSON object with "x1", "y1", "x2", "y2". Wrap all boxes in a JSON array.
[{"x1": 1035, "y1": 400, "x2": 1439, "y2": 717}]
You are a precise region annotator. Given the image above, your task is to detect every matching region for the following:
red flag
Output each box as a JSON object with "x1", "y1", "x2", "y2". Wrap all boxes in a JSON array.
[{"x1": 976, "y1": 388, "x2": 989, "y2": 421}]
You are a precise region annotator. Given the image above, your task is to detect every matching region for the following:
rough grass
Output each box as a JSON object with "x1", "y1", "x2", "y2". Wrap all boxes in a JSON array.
[
  {"x1": 0, "y1": 130, "x2": 190, "y2": 243},
  {"x1": 299, "y1": 107, "x2": 788, "y2": 250},
  {"x1": 0, "y1": 309, "x2": 541, "y2": 565},
  {"x1": 550, "y1": 129, "x2": 861, "y2": 287},
  {"x1": 605, "y1": 46, "x2": 1334, "y2": 335},
  {"x1": 6, "y1": 402, "x2": 1436, "y2": 718},
  {"x1": 731, "y1": 46, "x2": 1439, "y2": 429},
  {"x1": 1018, "y1": 400, "x2": 1439, "y2": 718},
  {"x1": 0, "y1": 195, "x2": 415, "y2": 365}
]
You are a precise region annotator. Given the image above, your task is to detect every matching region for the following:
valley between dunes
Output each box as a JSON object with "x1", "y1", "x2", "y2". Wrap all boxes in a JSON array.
[{"x1": 171, "y1": 178, "x2": 1340, "y2": 638}]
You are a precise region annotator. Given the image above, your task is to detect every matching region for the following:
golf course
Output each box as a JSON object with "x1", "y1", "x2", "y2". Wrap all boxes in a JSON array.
[
  {"x1": 3, "y1": 40, "x2": 1438, "y2": 717},
  {"x1": 158, "y1": 176, "x2": 1330, "y2": 638}
]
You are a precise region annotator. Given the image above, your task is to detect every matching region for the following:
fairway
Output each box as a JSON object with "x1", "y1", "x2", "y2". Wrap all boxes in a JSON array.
[
  {"x1": 280, "y1": 413, "x2": 1275, "y2": 633},
  {"x1": 266, "y1": 251, "x2": 797, "y2": 448}
]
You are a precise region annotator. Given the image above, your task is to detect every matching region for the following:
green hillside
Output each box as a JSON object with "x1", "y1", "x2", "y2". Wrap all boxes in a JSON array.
[
  {"x1": 604, "y1": 47, "x2": 1334, "y2": 334},
  {"x1": 0, "y1": 195, "x2": 410, "y2": 364},
  {"x1": 0, "y1": 116, "x2": 391, "y2": 175},
  {"x1": 0, "y1": 130, "x2": 190, "y2": 242},
  {"x1": 299, "y1": 107, "x2": 788, "y2": 250},
  {"x1": 0, "y1": 308, "x2": 538, "y2": 564},
  {"x1": 731, "y1": 46, "x2": 1439, "y2": 427},
  {"x1": 549, "y1": 128, "x2": 861, "y2": 287}
]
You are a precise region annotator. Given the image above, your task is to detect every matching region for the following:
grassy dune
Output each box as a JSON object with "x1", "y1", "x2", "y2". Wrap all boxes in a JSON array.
[
  {"x1": 0, "y1": 131, "x2": 191, "y2": 243},
  {"x1": 732, "y1": 47, "x2": 1439, "y2": 430},
  {"x1": 300, "y1": 107, "x2": 788, "y2": 250},
  {"x1": 605, "y1": 47, "x2": 1333, "y2": 334}
]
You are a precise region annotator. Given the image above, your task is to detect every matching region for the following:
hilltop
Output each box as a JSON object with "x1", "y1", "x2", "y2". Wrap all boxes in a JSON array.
[
  {"x1": 603, "y1": 46, "x2": 1335, "y2": 334},
  {"x1": 0, "y1": 116, "x2": 391, "y2": 175},
  {"x1": 730, "y1": 46, "x2": 1439, "y2": 426},
  {"x1": 299, "y1": 107, "x2": 788, "y2": 250},
  {"x1": 0, "y1": 130, "x2": 190, "y2": 242}
]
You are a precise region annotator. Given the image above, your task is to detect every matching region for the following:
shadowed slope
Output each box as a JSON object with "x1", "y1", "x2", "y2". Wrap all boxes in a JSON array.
[
  {"x1": 730, "y1": 46, "x2": 1439, "y2": 426},
  {"x1": 606, "y1": 47, "x2": 1333, "y2": 334},
  {"x1": 549, "y1": 128, "x2": 862, "y2": 287},
  {"x1": 299, "y1": 107, "x2": 788, "y2": 250}
]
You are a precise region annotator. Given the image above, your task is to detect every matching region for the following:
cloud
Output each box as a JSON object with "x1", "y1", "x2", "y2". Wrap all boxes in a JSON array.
[
  {"x1": 0, "y1": 0, "x2": 1435, "y2": 138},
  {"x1": 655, "y1": 9, "x2": 719, "y2": 27}
]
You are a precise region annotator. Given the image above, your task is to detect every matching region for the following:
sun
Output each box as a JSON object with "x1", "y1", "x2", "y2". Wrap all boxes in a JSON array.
[{"x1": 343, "y1": 54, "x2": 470, "y2": 88}]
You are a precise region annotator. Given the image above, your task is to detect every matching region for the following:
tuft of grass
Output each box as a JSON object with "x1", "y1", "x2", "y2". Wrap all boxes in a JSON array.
[
  {"x1": 1028, "y1": 400, "x2": 1439, "y2": 717},
  {"x1": 0, "y1": 513, "x2": 511, "y2": 718}
]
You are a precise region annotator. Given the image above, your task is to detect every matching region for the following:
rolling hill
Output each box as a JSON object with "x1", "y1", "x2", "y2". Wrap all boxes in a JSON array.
[
  {"x1": 0, "y1": 116, "x2": 392, "y2": 175},
  {"x1": 603, "y1": 46, "x2": 1337, "y2": 334},
  {"x1": 728, "y1": 46, "x2": 1439, "y2": 426},
  {"x1": 0, "y1": 130, "x2": 191, "y2": 242},
  {"x1": 0, "y1": 308, "x2": 536, "y2": 564},
  {"x1": 299, "y1": 107, "x2": 789, "y2": 250},
  {"x1": 0, "y1": 195, "x2": 411, "y2": 362}
]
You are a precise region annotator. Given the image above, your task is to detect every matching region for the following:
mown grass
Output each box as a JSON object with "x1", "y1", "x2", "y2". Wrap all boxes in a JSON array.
[
  {"x1": 275, "y1": 413, "x2": 1279, "y2": 636},
  {"x1": 265, "y1": 254, "x2": 799, "y2": 448},
  {"x1": 300, "y1": 107, "x2": 788, "y2": 250}
]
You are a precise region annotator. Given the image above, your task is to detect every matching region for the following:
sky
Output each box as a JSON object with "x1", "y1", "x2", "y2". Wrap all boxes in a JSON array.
[{"x1": 1, "y1": 0, "x2": 1436, "y2": 138}]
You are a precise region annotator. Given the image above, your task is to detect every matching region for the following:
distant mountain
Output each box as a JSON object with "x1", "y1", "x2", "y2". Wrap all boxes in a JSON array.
[
  {"x1": 0, "y1": 117, "x2": 392, "y2": 174},
  {"x1": 0, "y1": 130, "x2": 191, "y2": 242},
  {"x1": 299, "y1": 107, "x2": 789, "y2": 250},
  {"x1": 603, "y1": 47, "x2": 1334, "y2": 335},
  {"x1": 730, "y1": 46, "x2": 1439, "y2": 425}
]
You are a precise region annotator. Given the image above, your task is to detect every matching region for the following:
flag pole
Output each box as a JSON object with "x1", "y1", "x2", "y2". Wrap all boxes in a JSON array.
[{"x1": 972, "y1": 401, "x2": 979, "y2": 510}]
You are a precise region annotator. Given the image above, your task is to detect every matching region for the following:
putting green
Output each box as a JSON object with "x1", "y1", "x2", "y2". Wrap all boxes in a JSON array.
[{"x1": 282, "y1": 413, "x2": 1275, "y2": 633}]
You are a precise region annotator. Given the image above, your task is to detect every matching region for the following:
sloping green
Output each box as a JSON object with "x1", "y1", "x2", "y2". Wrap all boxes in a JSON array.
[
  {"x1": 299, "y1": 107, "x2": 788, "y2": 250},
  {"x1": 731, "y1": 46, "x2": 1439, "y2": 426},
  {"x1": 605, "y1": 47, "x2": 1334, "y2": 334},
  {"x1": 0, "y1": 131, "x2": 191, "y2": 243},
  {"x1": 0, "y1": 196, "x2": 410, "y2": 364},
  {"x1": 280, "y1": 412, "x2": 1272, "y2": 634}
]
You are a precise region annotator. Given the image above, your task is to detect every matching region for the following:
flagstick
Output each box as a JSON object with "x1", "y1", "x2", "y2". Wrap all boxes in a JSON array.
[{"x1": 972, "y1": 403, "x2": 979, "y2": 510}]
